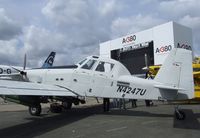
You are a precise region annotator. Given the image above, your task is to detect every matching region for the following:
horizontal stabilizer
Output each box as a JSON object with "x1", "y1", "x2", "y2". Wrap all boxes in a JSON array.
[{"x1": 154, "y1": 84, "x2": 185, "y2": 91}]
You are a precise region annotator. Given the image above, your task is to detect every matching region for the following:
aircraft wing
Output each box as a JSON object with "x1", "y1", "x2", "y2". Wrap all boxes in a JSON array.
[
  {"x1": 193, "y1": 71, "x2": 200, "y2": 78},
  {"x1": 0, "y1": 80, "x2": 77, "y2": 96}
]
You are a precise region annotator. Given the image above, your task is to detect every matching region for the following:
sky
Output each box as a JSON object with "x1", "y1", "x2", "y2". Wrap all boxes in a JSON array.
[{"x1": 0, "y1": 0, "x2": 200, "y2": 67}]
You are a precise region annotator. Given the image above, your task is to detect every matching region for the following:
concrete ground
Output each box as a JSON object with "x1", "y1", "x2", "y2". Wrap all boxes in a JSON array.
[{"x1": 0, "y1": 98, "x2": 200, "y2": 138}]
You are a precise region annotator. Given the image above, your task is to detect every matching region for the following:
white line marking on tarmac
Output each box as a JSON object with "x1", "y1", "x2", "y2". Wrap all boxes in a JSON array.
[{"x1": 106, "y1": 126, "x2": 127, "y2": 132}]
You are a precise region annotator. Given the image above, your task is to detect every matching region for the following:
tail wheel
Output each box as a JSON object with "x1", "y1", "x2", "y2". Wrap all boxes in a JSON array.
[
  {"x1": 29, "y1": 104, "x2": 41, "y2": 116},
  {"x1": 175, "y1": 110, "x2": 186, "y2": 120}
]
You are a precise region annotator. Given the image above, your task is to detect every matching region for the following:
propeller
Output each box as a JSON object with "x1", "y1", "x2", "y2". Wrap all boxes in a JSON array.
[
  {"x1": 144, "y1": 53, "x2": 149, "y2": 71},
  {"x1": 10, "y1": 53, "x2": 28, "y2": 81},
  {"x1": 142, "y1": 54, "x2": 149, "y2": 71},
  {"x1": 11, "y1": 66, "x2": 27, "y2": 76},
  {"x1": 144, "y1": 53, "x2": 150, "y2": 79},
  {"x1": 143, "y1": 53, "x2": 154, "y2": 79}
]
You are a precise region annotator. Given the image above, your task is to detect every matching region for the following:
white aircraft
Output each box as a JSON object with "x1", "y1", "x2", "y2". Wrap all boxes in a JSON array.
[
  {"x1": 0, "y1": 48, "x2": 193, "y2": 120},
  {"x1": 0, "y1": 65, "x2": 20, "y2": 75}
]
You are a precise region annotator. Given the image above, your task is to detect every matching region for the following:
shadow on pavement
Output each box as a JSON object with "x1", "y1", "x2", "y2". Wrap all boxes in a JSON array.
[
  {"x1": 173, "y1": 109, "x2": 200, "y2": 130},
  {"x1": 0, "y1": 105, "x2": 103, "y2": 138},
  {"x1": 0, "y1": 105, "x2": 200, "y2": 138}
]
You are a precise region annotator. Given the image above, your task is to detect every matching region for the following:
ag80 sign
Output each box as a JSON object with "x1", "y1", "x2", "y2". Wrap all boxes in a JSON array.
[{"x1": 155, "y1": 45, "x2": 172, "y2": 54}]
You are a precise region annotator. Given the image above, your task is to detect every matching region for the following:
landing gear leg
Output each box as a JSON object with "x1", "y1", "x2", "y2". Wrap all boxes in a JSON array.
[{"x1": 174, "y1": 106, "x2": 186, "y2": 120}]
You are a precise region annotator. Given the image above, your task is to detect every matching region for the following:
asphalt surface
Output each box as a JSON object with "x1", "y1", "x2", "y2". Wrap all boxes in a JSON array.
[{"x1": 0, "y1": 100, "x2": 200, "y2": 138}]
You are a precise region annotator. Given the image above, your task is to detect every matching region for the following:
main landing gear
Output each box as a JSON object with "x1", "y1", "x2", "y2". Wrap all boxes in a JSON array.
[
  {"x1": 27, "y1": 98, "x2": 85, "y2": 116},
  {"x1": 174, "y1": 106, "x2": 185, "y2": 120},
  {"x1": 28, "y1": 101, "x2": 73, "y2": 116},
  {"x1": 50, "y1": 101, "x2": 72, "y2": 113}
]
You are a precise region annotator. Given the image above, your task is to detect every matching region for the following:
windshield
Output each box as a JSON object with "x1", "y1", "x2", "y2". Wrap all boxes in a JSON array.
[
  {"x1": 78, "y1": 58, "x2": 87, "y2": 65},
  {"x1": 81, "y1": 59, "x2": 97, "y2": 70}
]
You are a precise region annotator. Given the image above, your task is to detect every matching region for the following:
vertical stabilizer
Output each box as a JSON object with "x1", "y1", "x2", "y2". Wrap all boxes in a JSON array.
[
  {"x1": 155, "y1": 48, "x2": 194, "y2": 99},
  {"x1": 42, "y1": 52, "x2": 56, "y2": 68}
]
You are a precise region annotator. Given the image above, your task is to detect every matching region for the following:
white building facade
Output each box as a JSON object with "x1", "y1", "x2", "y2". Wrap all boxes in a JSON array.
[{"x1": 100, "y1": 21, "x2": 192, "y2": 74}]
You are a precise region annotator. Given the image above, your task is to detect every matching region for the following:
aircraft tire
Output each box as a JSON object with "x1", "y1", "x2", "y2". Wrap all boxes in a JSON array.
[
  {"x1": 29, "y1": 104, "x2": 41, "y2": 116},
  {"x1": 175, "y1": 110, "x2": 186, "y2": 120},
  {"x1": 80, "y1": 100, "x2": 86, "y2": 104},
  {"x1": 73, "y1": 100, "x2": 79, "y2": 105}
]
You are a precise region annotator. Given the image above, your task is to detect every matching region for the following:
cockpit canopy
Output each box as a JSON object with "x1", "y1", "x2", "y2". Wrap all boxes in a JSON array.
[{"x1": 77, "y1": 55, "x2": 130, "y2": 77}]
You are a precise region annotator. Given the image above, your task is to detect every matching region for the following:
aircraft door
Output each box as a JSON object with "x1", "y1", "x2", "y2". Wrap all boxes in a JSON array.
[
  {"x1": 90, "y1": 61, "x2": 114, "y2": 97},
  {"x1": 71, "y1": 59, "x2": 96, "y2": 96}
]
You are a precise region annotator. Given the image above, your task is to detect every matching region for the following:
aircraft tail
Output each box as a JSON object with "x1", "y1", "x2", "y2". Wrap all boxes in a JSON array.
[
  {"x1": 42, "y1": 52, "x2": 56, "y2": 68},
  {"x1": 154, "y1": 48, "x2": 194, "y2": 99}
]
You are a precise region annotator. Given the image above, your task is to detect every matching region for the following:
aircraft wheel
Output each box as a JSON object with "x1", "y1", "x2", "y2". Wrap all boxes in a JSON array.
[
  {"x1": 80, "y1": 100, "x2": 86, "y2": 104},
  {"x1": 62, "y1": 101, "x2": 72, "y2": 109},
  {"x1": 29, "y1": 104, "x2": 41, "y2": 116},
  {"x1": 74, "y1": 100, "x2": 79, "y2": 105},
  {"x1": 175, "y1": 110, "x2": 186, "y2": 120},
  {"x1": 50, "y1": 103, "x2": 62, "y2": 113}
]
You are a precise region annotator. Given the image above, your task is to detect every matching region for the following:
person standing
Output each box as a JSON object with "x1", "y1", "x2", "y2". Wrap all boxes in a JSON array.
[{"x1": 103, "y1": 98, "x2": 110, "y2": 112}]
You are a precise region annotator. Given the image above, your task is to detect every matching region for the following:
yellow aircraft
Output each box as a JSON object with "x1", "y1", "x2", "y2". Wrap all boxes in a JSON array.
[{"x1": 146, "y1": 60, "x2": 200, "y2": 100}]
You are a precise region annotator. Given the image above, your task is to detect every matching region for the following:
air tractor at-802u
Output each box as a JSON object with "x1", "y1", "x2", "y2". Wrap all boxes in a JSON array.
[{"x1": 0, "y1": 48, "x2": 194, "y2": 120}]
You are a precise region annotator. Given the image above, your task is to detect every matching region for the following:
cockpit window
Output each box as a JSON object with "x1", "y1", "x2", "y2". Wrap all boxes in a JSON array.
[
  {"x1": 81, "y1": 59, "x2": 96, "y2": 70},
  {"x1": 78, "y1": 58, "x2": 87, "y2": 65},
  {"x1": 95, "y1": 61, "x2": 114, "y2": 73}
]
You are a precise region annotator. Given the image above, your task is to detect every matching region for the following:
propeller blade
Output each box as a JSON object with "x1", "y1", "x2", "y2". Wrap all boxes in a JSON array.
[
  {"x1": 142, "y1": 66, "x2": 149, "y2": 71},
  {"x1": 24, "y1": 54, "x2": 27, "y2": 70},
  {"x1": 11, "y1": 67, "x2": 26, "y2": 76},
  {"x1": 142, "y1": 53, "x2": 150, "y2": 72},
  {"x1": 11, "y1": 66, "x2": 21, "y2": 72},
  {"x1": 144, "y1": 53, "x2": 148, "y2": 68}
]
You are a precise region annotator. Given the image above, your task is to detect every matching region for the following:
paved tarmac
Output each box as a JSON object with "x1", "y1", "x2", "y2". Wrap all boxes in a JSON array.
[{"x1": 0, "y1": 99, "x2": 200, "y2": 138}]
